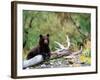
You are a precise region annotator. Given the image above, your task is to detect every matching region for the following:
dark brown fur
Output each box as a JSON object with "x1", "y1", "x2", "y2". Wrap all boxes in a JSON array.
[{"x1": 27, "y1": 34, "x2": 51, "y2": 60}]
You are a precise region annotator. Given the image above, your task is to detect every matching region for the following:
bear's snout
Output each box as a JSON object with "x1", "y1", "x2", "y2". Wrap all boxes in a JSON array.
[{"x1": 44, "y1": 39, "x2": 48, "y2": 44}]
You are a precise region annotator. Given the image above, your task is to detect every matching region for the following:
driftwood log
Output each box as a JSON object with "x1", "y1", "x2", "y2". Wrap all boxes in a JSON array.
[{"x1": 23, "y1": 35, "x2": 82, "y2": 69}]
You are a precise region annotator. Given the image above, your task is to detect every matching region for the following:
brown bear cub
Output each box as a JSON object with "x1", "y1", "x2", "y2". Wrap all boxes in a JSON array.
[{"x1": 27, "y1": 34, "x2": 51, "y2": 61}]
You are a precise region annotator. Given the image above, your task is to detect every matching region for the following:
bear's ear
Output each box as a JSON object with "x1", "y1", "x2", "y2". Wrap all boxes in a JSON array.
[
  {"x1": 47, "y1": 34, "x2": 49, "y2": 37},
  {"x1": 39, "y1": 34, "x2": 43, "y2": 38}
]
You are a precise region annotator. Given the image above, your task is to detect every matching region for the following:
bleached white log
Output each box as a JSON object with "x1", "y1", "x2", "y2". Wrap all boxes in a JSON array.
[
  {"x1": 66, "y1": 35, "x2": 70, "y2": 49},
  {"x1": 54, "y1": 41, "x2": 65, "y2": 49},
  {"x1": 54, "y1": 35, "x2": 82, "y2": 56},
  {"x1": 23, "y1": 55, "x2": 43, "y2": 69},
  {"x1": 54, "y1": 35, "x2": 70, "y2": 52},
  {"x1": 64, "y1": 55, "x2": 75, "y2": 59}
]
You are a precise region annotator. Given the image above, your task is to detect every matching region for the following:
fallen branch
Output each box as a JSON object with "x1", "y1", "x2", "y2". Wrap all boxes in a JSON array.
[
  {"x1": 23, "y1": 55, "x2": 43, "y2": 69},
  {"x1": 23, "y1": 35, "x2": 83, "y2": 69}
]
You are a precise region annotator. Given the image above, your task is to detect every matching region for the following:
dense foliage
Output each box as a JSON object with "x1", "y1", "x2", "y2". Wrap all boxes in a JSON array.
[{"x1": 23, "y1": 10, "x2": 91, "y2": 65}]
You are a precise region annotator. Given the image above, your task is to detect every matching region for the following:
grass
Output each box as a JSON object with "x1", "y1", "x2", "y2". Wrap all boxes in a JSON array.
[{"x1": 23, "y1": 10, "x2": 91, "y2": 65}]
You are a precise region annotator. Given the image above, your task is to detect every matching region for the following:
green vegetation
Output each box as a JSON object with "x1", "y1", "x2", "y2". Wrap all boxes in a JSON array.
[{"x1": 23, "y1": 10, "x2": 91, "y2": 65}]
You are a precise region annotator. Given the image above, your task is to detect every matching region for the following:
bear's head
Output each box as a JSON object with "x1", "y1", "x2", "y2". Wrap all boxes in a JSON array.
[{"x1": 39, "y1": 34, "x2": 49, "y2": 47}]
